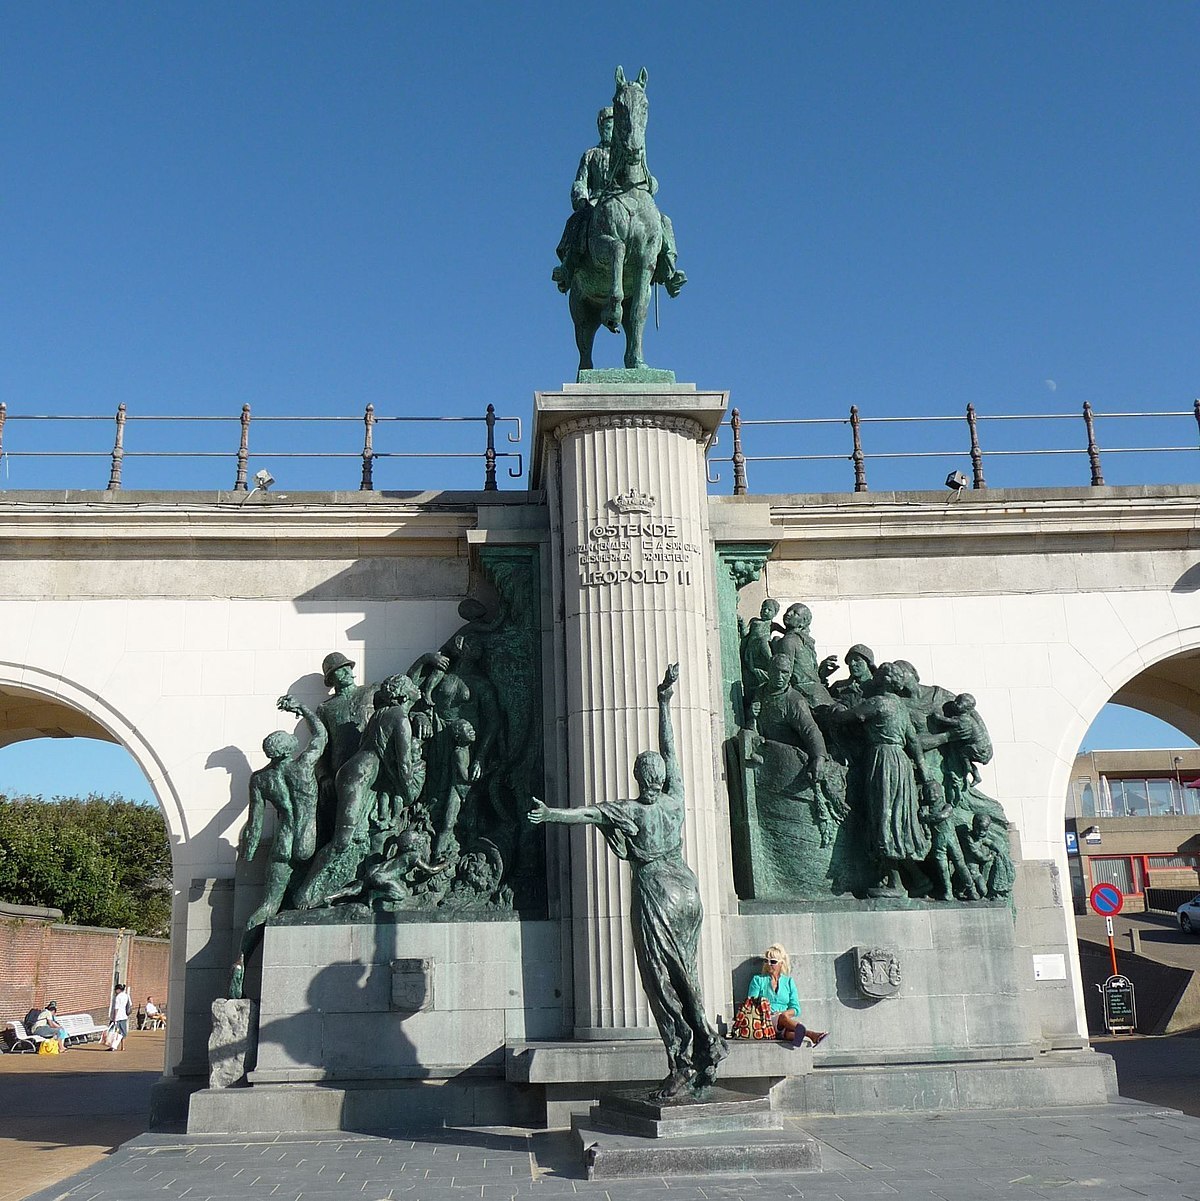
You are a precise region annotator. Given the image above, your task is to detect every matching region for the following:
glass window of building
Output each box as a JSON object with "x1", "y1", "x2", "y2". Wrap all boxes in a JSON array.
[
  {"x1": 1074, "y1": 779, "x2": 1096, "y2": 818},
  {"x1": 1148, "y1": 779, "x2": 1175, "y2": 816}
]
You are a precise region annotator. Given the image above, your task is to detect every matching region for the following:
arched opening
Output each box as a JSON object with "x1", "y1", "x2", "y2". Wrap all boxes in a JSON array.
[
  {"x1": 1063, "y1": 649, "x2": 1200, "y2": 1038},
  {"x1": 0, "y1": 679, "x2": 180, "y2": 1065},
  {"x1": 1108, "y1": 648, "x2": 1200, "y2": 747}
]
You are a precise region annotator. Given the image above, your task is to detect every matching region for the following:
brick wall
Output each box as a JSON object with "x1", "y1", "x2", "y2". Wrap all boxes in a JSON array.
[
  {"x1": 128, "y1": 935, "x2": 171, "y2": 1014},
  {"x1": 1, "y1": 916, "x2": 169, "y2": 1024}
]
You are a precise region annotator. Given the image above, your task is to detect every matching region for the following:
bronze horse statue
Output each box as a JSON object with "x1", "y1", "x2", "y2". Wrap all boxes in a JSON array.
[{"x1": 568, "y1": 67, "x2": 666, "y2": 374}]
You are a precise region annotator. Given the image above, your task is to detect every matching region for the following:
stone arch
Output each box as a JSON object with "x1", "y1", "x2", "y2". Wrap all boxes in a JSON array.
[
  {"x1": 0, "y1": 661, "x2": 188, "y2": 847},
  {"x1": 1042, "y1": 626, "x2": 1200, "y2": 852},
  {"x1": 1110, "y1": 650, "x2": 1200, "y2": 745}
]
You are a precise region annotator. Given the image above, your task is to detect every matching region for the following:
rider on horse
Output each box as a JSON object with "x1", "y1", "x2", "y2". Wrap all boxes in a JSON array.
[{"x1": 553, "y1": 105, "x2": 687, "y2": 300}]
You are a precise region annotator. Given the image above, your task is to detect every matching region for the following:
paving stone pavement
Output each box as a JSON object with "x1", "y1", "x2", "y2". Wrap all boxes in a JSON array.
[{"x1": 23, "y1": 1100, "x2": 1200, "y2": 1201}]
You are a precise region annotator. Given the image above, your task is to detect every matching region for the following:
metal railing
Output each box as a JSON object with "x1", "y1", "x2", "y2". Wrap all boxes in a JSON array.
[
  {"x1": 709, "y1": 401, "x2": 1200, "y2": 494},
  {"x1": 1145, "y1": 887, "x2": 1198, "y2": 915},
  {"x1": 4, "y1": 398, "x2": 1196, "y2": 497},
  {"x1": 0, "y1": 403, "x2": 524, "y2": 492}
]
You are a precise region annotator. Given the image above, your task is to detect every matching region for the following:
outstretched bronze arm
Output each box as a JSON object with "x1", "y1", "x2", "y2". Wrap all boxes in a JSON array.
[
  {"x1": 658, "y1": 662, "x2": 682, "y2": 797},
  {"x1": 278, "y1": 695, "x2": 328, "y2": 769},
  {"x1": 527, "y1": 797, "x2": 603, "y2": 826}
]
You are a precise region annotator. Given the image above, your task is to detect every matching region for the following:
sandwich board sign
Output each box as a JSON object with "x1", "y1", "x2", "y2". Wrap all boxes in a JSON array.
[{"x1": 1102, "y1": 975, "x2": 1136, "y2": 1034}]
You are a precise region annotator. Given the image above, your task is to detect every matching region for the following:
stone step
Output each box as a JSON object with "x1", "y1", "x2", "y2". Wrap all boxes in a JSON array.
[
  {"x1": 590, "y1": 1086, "x2": 779, "y2": 1138},
  {"x1": 574, "y1": 1124, "x2": 822, "y2": 1179},
  {"x1": 591, "y1": 1107, "x2": 781, "y2": 1139}
]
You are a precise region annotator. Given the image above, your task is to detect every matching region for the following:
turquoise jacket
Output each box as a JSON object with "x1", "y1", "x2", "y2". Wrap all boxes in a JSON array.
[{"x1": 747, "y1": 972, "x2": 800, "y2": 1015}]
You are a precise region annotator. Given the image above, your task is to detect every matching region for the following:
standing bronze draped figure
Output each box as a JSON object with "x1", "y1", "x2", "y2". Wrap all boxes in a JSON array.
[{"x1": 528, "y1": 663, "x2": 726, "y2": 1101}]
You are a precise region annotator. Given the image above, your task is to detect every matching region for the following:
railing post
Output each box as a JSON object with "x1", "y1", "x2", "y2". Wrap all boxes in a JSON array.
[
  {"x1": 850, "y1": 405, "x2": 868, "y2": 492},
  {"x1": 1193, "y1": 398, "x2": 1200, "y2": 447},
  {"x1": 107, "y1": 403, "x2": 127, "y2": 491},
  {"x1": 966, "y1": 403, "x2": 986, "y2": 489},
  {"x1": 1083, "y1": 401, "x2": 1105, "y2": 486},
  {"x1": 483, "y1": 404, "x2": 498, "y2": 491},
  {"x1": 234, "y1": 404, "x2": 251, "y2": 491},
  {"x1": 360, "y1": 404, "x2": 375, "y2": 491},
  {"x1": 731, "y1": 408, "x2": 748, "y2": 495},
  {"x1": 0, "y1": 402, "x2": 6, "y2": 463}
]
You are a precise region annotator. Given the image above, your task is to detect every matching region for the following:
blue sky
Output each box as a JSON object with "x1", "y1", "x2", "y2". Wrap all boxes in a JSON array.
[
  {"x1": 1, "y1": 3, "x2": 1197, "y2": 799},
  {"x1": 3, "y1": 2, "x2": 1197, "y2": 493}
]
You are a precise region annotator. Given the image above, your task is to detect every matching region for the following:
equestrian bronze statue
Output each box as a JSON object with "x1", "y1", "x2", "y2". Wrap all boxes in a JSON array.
[{"x1": 552, "y1": 67, "x2": 687, "y2": 376}]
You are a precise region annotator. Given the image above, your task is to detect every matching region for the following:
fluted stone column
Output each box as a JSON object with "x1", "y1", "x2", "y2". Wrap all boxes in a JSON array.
[{"x1": 533, "y1": 384, "x2": 729, "y2": 1039}]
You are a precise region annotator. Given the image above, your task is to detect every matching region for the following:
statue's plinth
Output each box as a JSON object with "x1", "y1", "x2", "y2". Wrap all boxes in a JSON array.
[
  {"x1": 532, "y1": 382, "x2": 730, "y2": 1040},
  {"x1": 575, "y1": 1087, "x2": 822, "y2": 1179},
  {"x1": 588, "y1": 1087, "x2": 778, "y2": 1137},
  {"x1": 577, "y1": 367, "x2": 677, "y2": 385}
]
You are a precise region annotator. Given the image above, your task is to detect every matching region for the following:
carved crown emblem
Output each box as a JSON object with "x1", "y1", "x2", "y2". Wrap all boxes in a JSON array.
[{"x1": 608, "y1": 488, "x2": 656, "y2": 515}]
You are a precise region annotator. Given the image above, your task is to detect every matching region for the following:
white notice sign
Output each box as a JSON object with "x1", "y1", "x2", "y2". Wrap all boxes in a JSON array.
[{"x1": 1033, "y1": 954, "x2": 1067, "y2": 981}]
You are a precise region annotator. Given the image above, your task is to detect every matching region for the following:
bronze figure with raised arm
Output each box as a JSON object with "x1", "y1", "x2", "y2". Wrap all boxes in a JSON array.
[{"x1": 528, "y1": 663, "x2": 727, "y2": 1101}]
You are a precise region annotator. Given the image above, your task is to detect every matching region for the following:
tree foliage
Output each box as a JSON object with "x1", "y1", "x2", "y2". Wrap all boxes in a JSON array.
[{"x1": 0, "y1": 794, "x2": 172, "y2": 936}]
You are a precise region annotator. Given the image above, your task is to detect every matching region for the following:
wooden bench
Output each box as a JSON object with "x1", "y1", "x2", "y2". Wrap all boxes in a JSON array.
[
  {"x1": 3, "y1": 1021, "x2": 47, "y2": 1053},
  {"x1": 57, "y1": 1013, "x2": 106, "y2": 1044}
]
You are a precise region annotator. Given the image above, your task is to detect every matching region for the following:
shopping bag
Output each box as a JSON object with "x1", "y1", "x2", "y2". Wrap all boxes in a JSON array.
[
  {"x1": 103, "y1": 1024, "x2": 123, "y2": 1050},
  {"x1": 37, "y1": 1038, "x2": 61, "y2": 1055},
  {"x1": 729, "y1": 996, "x2": 775, "y2": 1040}
]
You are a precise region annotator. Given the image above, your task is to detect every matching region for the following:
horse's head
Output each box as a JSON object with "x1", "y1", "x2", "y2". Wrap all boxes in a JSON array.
[{"x1": 612, "y1": 65, "x2": 649, "y2": 169}]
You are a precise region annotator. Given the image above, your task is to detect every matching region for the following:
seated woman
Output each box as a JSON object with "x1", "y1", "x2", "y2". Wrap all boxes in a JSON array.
[
  {"x1": 32, "y1": 1001, "x2": 69, "y2": 1050},
  {"x1": 747, "y1": 944, "x2": 828, "y2": 1047}
]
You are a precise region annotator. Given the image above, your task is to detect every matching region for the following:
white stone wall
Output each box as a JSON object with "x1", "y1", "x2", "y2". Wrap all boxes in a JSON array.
[
  {"x1": 713, "y1": 487, "x2": 1200, "y2": 1039},
  {"x1": 0, "y1": 590, "x2": 474, "y2": 1072},
  {"x1": 4, "y1": 486, "x2": 1198, "y2": 1066}
]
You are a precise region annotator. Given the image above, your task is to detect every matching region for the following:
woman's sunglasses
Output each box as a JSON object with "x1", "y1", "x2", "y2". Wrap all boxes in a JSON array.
[{"x1": 764, "y1": 958, "x2": 779, "y2": 965}]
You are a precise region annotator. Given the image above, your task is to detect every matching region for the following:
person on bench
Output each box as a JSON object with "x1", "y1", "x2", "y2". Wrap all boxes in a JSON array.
[
  {"x1": 144, "y1": 996, "x2": 163, "y2": 1029},
  {"x1": 31, "y1": 1001, "x2": 69, "y2": 1050}
]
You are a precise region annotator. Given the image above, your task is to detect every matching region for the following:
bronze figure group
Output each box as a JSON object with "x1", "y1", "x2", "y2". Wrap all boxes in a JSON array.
[{"x1": 733, "y1": 600, "x2": 1015, "y2": 905}]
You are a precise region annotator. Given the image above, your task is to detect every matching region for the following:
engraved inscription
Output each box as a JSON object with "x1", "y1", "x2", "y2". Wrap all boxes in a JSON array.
[{"x1": 570, "y1": 509, "x2": 700, "y2": 589}]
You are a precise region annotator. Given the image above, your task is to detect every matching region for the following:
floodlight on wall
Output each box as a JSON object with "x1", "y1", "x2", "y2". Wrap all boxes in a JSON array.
[
  {"x1": 239, "y1": 467, "x2": 279, "y2": 507},
  {"x1": 945, "y1": 470, "x2": 968, "y2": 491}
]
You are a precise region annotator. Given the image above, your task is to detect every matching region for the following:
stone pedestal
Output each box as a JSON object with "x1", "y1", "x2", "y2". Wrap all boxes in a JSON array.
[
  {"x1": 575, "y1": 1088, "x2": 822, "y2": 1179},
  {"x1": 589, "y1": 1087, "x2": 779, "y2": 1137},
  {"x1": 532, "y1": 383, "x2": 730, "y2": 1039}
]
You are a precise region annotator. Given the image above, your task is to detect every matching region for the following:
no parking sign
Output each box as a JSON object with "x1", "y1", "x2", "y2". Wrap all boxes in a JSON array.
[{"x1": 1089, "y1": 883, "x2": 1124, "y2": 917}]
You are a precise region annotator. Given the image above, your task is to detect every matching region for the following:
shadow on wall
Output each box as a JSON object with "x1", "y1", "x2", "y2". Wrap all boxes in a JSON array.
[
  {"x1": 204, "y1": 745, "x2": 254, "y2": 865},
  {"x1": 1172, "y1": 564, "x2": 1200, "y2": 594},
  {"x1": 293, "y1": 554, "x2": 472, "y2": 606},
  {"x1": 169, "y1": 745, "x2": 257, "y2": 1074}
]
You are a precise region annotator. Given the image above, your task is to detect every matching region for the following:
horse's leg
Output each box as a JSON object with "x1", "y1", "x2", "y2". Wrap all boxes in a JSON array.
[
  {"x1": 596, "y1": 235, "x2": 625, "y2": 333},
  {"x1": 623, "y1": 267, "x2": 654, "y2": 369},
  {"x1": 569, "y1": 285, "x2": 601, "y2": 373}
]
